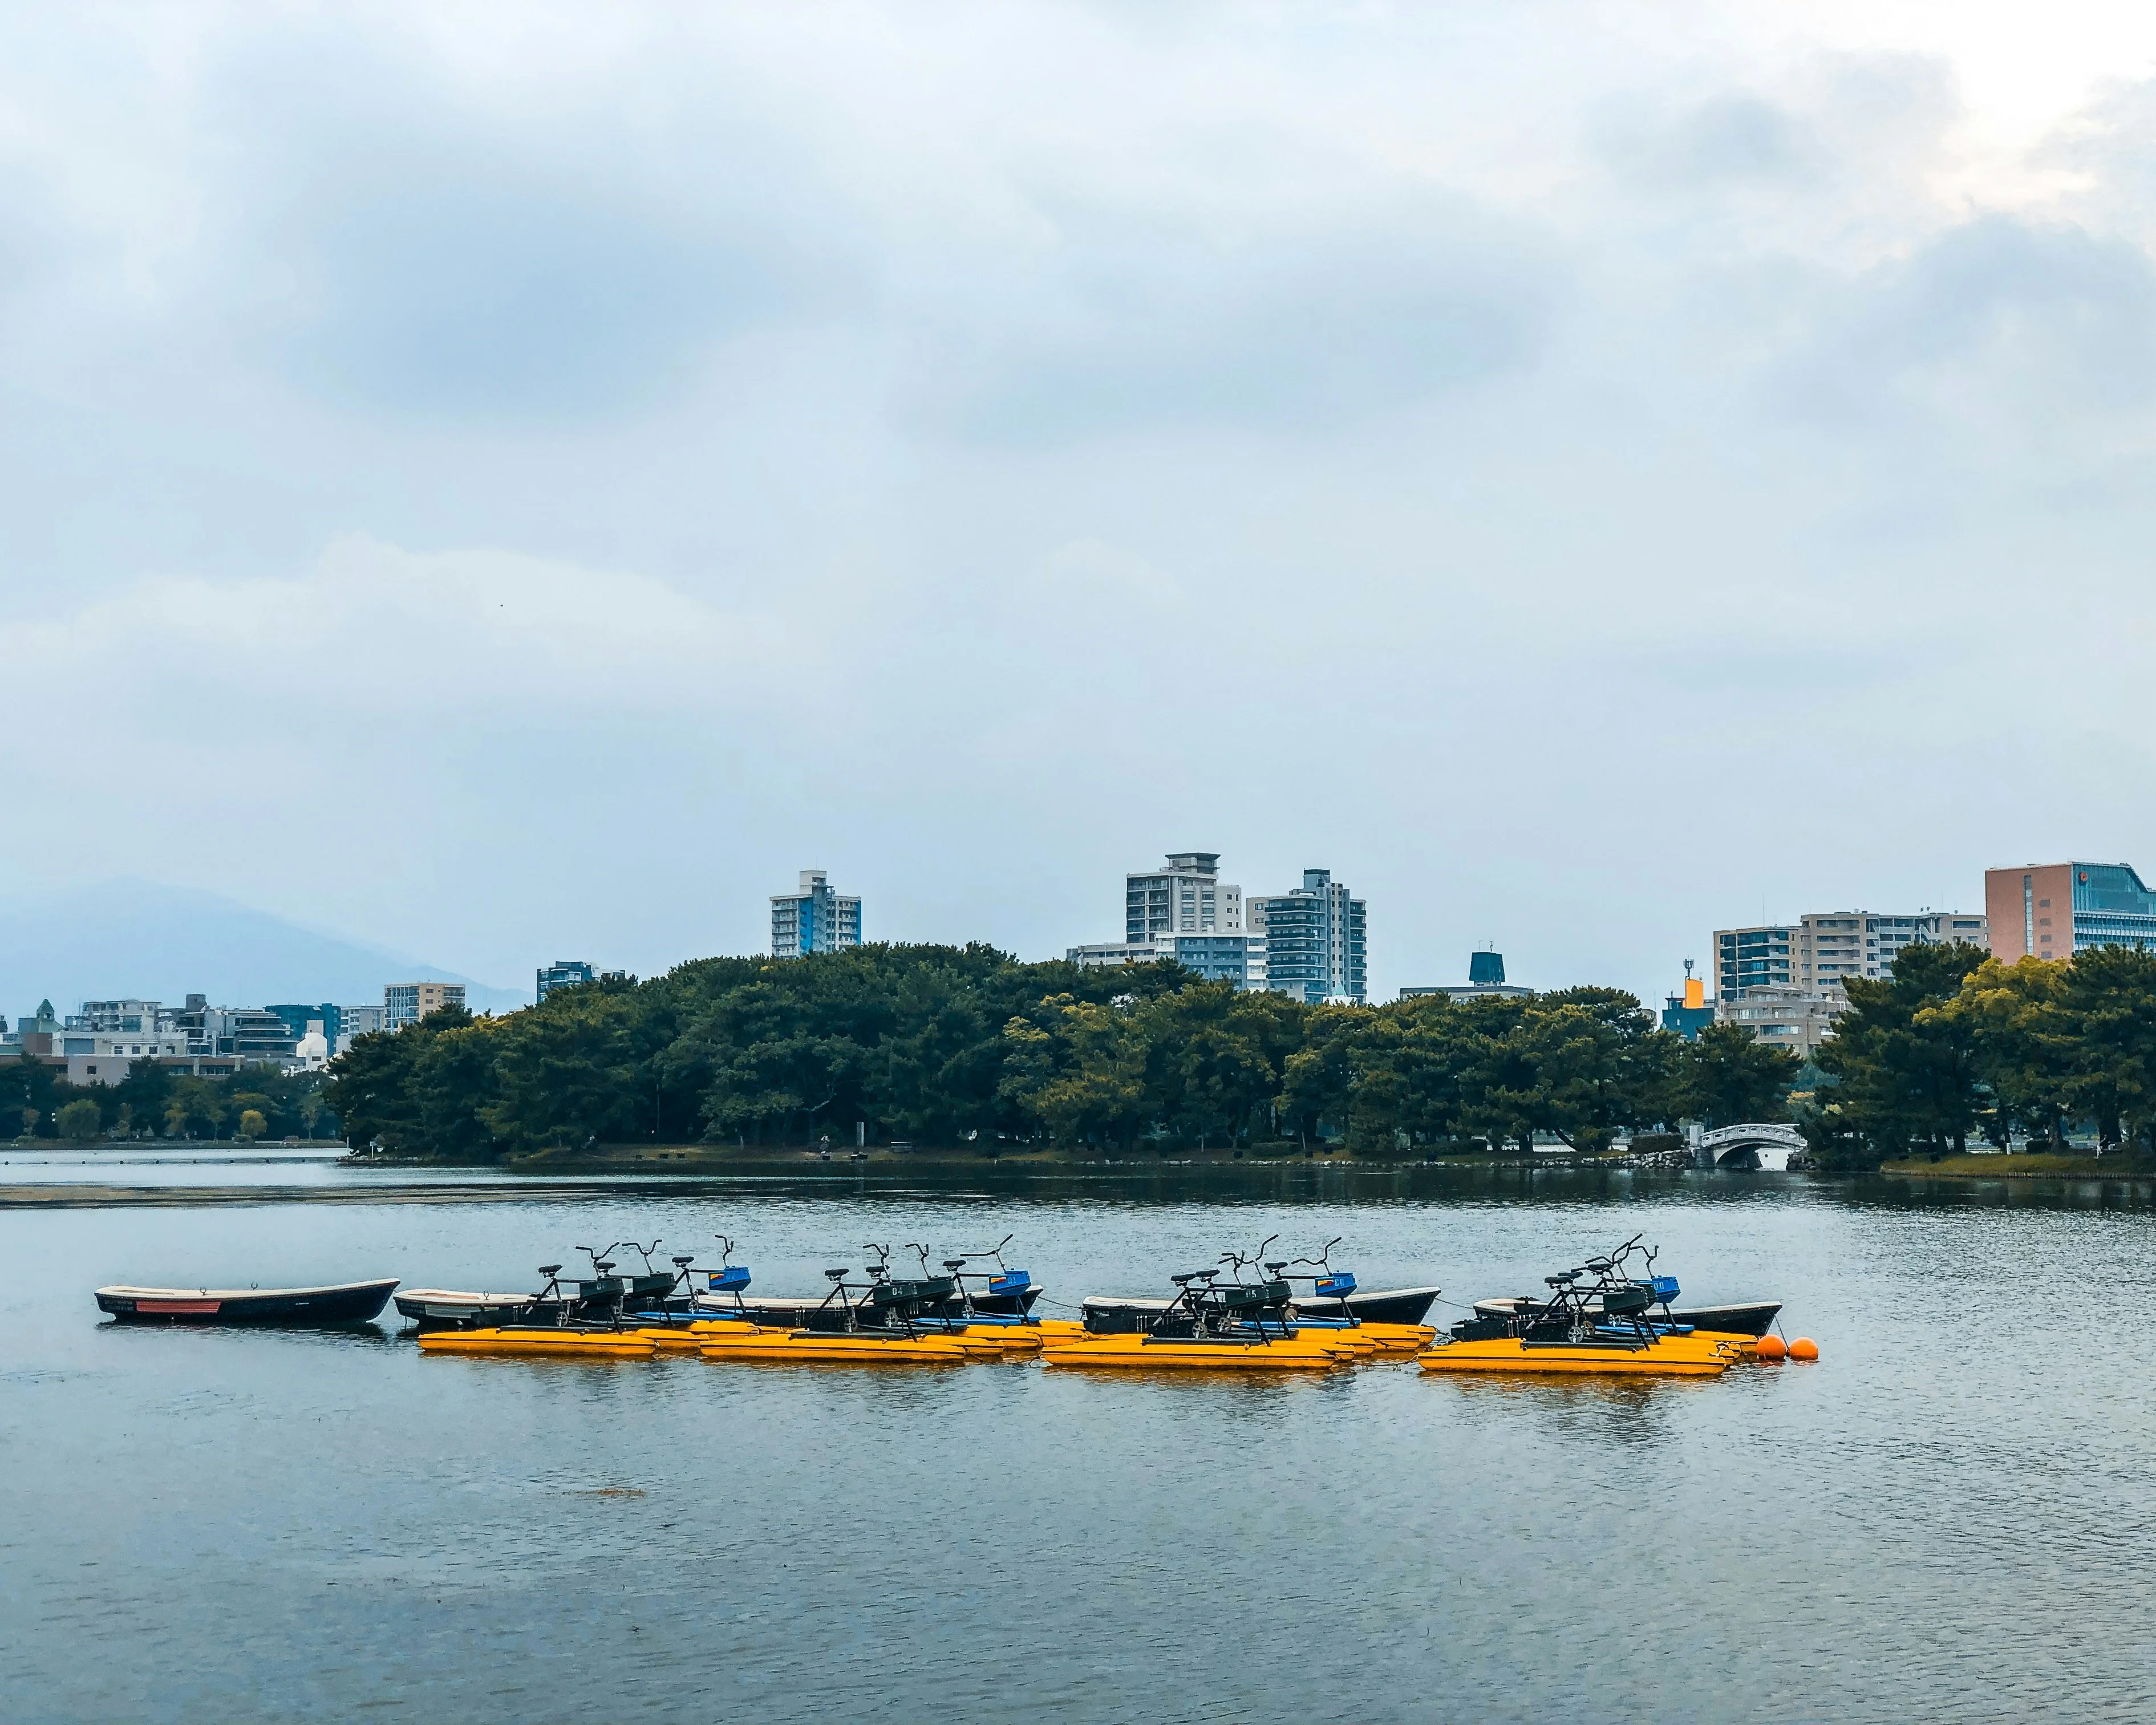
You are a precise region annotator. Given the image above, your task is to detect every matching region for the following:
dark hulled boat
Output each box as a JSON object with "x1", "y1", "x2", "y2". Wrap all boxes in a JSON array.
[
  {"x1": 96, "y1": 1279, "x2": 398, "y2": 1325},
  {"x1": 1466, "y1": 1237, "x2": 1781, "y2": 1340},
  {"x1": 394, "y1": 1289, "x2": 550, "y2": 1329},
  {"x1": 1083, "y1": 1283, "x2": 1439, "y2": 1334},
  {"x1": 1469, "y1": 1296, "x2": 1781, "y2": 1339}
]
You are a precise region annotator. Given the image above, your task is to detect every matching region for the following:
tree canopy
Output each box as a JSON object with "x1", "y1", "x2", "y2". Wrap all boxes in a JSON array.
[
  {"x1": 1806, "y1": 941, "x2": 2156, "y2": 1167},
  {"x1": 1, "y1": 1052, "x2": 332, "y2": 1143},
  {"x1": 320, "y1": 944, "x2": 1778, "y2": 1160}
]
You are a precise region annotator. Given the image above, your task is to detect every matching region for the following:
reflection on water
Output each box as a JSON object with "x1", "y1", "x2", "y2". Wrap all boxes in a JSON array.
[
  {"x1": 1433, "y1": 1370, "x2": 1719, "y2": 1448},
  {"x1": 6, "y1": 1172, "x2": 2156, "y2": 1723}
]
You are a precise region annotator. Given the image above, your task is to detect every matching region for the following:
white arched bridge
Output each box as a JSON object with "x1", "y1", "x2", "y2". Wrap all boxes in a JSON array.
[{"x1": 1695, "y1": 1124, "x2": 1808, "y2": 1171}]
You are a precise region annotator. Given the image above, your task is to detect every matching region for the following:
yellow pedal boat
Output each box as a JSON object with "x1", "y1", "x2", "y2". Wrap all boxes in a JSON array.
[
  {"x1": 1417, "y1": 1332, "x2": 1738, "y2": 1376},
  {"x1": 419, "y1": 1326, "x2": 659, "y2": 1359},
  {"x1": 1041, "y1": 1331, "x2": 1349, "y2": 1371},
  {"x1": 688, "y1": 1318, "x2": 1014, "y2": 1359},
  {"x1": 698, "y1": 1327, "x2": 974, "y2": 1364}
]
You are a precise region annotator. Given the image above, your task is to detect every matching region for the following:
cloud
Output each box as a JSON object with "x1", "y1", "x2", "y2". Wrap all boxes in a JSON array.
[
  {"x1": 902, "y1": 193, "x2": 1557, "y2": 445},
  {"x1": 0, "y1": 535, "x2": 795, "y2": 715},
  {"x1": 1770, "y1": 214, "x2": 2156, "y2": 434},
  {"x1": 1607, "y1": 95, "x2": 1829, "y2": 192}
]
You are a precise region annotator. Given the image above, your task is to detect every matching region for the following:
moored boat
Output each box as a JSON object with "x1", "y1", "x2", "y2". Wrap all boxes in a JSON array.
[
  {"x1": 1290, "y1": 1285, "x2": 1444, "y2": 1327},
  {"x1": 1423, "y1": 1240, "x2": 1741, "y2": 1376},
  {"x1": 395, "y1": 1289, "x2": 542, "y2": 1329},
  {"x1": 1420, "y1": 1333, "x2": 1737, "y2": 1375},
  {"x1": 1267, "y1": 1239, "x2": 1437, "y2": 1353},
  {"x1": 1472, "y1": 1296, "x2": 1780, "y2": 1340},
  {"x1": 689, "y1": 1235, "x2": 1051, "y2": 1334},
  {"x1": 1087, "y1": 1242, "x2": 1440, "y2": 1337},
  {"x1": 697, "y1": 1253, "x2": 1008, "y2": 1366},
  {"x1": 684, "y1": 1236, "x2": 1059, "y2": 1355},
  {"x1": 1468, "y1": 1240, "x2": 1780, "y2": 1342},
  {"x1": 96, "y1": 1279, "x2": 398, "y2": 1326},
  {"x1": 399, "y1": 1239, "x2": 708, "y2": 1333},
  {"x1": 416, "y1": 1259, "x2": 670, "y2": 1359},
  {"x1": 1046, "y1": 1248, "x2": 1361, "y2": 1372}
]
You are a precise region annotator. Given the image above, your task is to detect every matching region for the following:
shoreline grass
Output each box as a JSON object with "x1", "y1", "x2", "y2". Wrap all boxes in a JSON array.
[{"x1": 1879, "y1": 1152, "x2": 2156, "y2": 1180}]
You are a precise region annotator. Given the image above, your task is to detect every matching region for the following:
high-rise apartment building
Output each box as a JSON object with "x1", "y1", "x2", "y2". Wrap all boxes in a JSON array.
[
  {"x1": 537, "y1": 959, "x2": 595, "y2": 1002},
  {"x1": 771, "y1": 870, "x2": 862, "y2": 958},
  {"x1": 1067, "y1": 851, "x2": 1263, "y2": 987},
  {"x1": 384, "y1": 982, "x2": 465, "y2": 1030},
  {"x1": 1714, "y1": 924, "x2": 1794, "y2": 999},
  {"x1": 1249, "y1": 869, "x2": 1367, "y2": 1004},
  {"x1": 1984, "y1": 862, "x2": 2156, "y2": 962},
  {"x1": 1715, "y1": 909, "x2": 1988, "y2": 1000},
  {"x1": 1125, "y1": 853, "x2": 1242, "y2": 941}
]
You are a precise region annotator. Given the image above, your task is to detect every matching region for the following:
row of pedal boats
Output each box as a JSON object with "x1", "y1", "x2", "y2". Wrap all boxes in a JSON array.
[
  {"x1": 95, "y1": 1233, "x2": 1784, "y2": 1376},
  {"x1": 388, "y1": 1232, "x2": 1784, "y2": 1376}
]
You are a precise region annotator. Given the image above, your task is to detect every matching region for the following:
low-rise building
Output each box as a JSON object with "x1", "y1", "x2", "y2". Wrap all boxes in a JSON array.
[
  {"x1": 153, "y1": 998, "x2": 298, "y2": 1061},
  {"x1": 68, "y1": 999, "x2": 164, "y2": 1032},
  {"x1": 1715, "y1": 986, "x2": 1843, "y2": 1056},
  {"x1": 1660, "y1": 966, "x2": 1716, "y2": 1039},
  {"x1": 62, "y1": 1052, "x2": 240, "y2": 1086},
  {"x1": 334, "y1": 1004, "x2": 389, "y2": 1054},
  {"x1": 292, "y1": 1020, "x2": 331, "y2": 1072},
  {"x1": 1400, "y1": 951, "x2": 1534, "y2": 1005},
  {"x1": 537, "y1": 959, "x2": 595, "y2": 1002},
  {"x1": 266, "y1": 1002, "x2": 343, "y2": 1049},
  {"x1": 56, "y1": 1029, "x2": 192, "y2": 1060},
  {"x1": 1068, "y1": 932, "x2": 1269, "y2": 989}
]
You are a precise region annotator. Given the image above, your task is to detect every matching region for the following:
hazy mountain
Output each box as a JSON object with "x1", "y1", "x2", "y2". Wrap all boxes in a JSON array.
[{"x1": 0, "y1": 878, "x2": 526, "y2": 1018}]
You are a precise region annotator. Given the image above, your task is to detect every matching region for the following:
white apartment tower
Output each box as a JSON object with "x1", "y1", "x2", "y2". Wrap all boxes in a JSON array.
[
  {"x1": 1126, "y1": 852, "x2": 1242, "y2": 941},
  {"x1": 771, "y1": 869, "x2": 863, "y2": 958}
]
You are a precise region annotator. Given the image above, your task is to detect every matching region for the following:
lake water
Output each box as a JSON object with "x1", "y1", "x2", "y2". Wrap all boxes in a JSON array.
[{"x1": 6, "y1": 1160, "x2": 2156, "y2": 1723}]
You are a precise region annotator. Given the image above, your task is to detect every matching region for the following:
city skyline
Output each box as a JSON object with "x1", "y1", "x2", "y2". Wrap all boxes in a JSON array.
[{"x1": 5, "y1": 844, "x2": 2035, "y2": 1023}]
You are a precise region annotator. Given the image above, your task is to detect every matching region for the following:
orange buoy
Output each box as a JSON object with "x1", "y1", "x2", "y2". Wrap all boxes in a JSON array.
[
  {"x1": 1788, "y1": 1337, "x2": 1819, "y2": 1362},
  {"x1": 1755, "y1": 1333, "x2": 1787, "y2": 1361}
]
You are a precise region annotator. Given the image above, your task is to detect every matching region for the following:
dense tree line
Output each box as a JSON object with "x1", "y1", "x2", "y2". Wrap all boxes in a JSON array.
[
  {"x1": 1808, "y1": 941, "x2": 2156, "y2": 1167},
  {"x1": 29, "y1": 940, "x2": 2142, "y2": 1167},
  {"x1": 322, "y1": 944, "x2": 1800, "y2": 1160},
  {"x1": 2, "y1": 1054, "x2": 333, "y2": 1143}
]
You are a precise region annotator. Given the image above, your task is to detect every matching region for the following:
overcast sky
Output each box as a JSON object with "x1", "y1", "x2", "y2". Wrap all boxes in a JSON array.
[{"x1": 6, "y1": 2, "x2": 2156, "y2": 1003}]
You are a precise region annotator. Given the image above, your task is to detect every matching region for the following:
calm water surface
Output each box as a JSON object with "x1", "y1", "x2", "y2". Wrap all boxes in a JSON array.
[{"x1": 5, "y1": 1163, "x2": 2155, "y2": 1723}]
